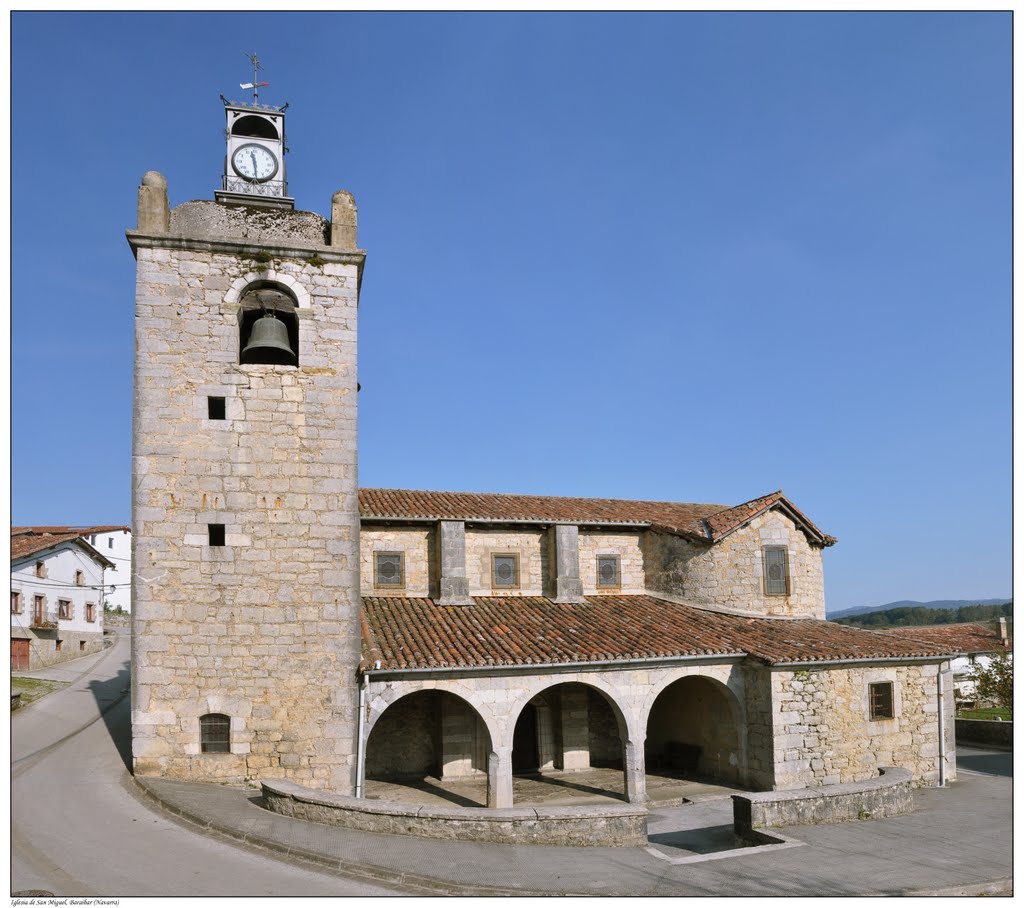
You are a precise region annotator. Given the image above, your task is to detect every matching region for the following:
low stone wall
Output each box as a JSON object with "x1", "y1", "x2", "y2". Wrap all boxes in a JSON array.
[
  {"x1": 262, "y1": 779, "x2": 648, "y2": 847},
  {"x1": 955, "y1": 718, "x2": 1012, "y2": 748},
  {"x1": 732, "y1": 767, "x2": 913, "y2": 836}
]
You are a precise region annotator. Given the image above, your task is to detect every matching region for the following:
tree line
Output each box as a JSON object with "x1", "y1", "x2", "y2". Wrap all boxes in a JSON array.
[{"x1": 833, "y1": 602, "x2": 1012, "y2": 629}]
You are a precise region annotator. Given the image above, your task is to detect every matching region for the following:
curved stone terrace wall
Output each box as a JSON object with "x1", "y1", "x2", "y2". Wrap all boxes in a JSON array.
[
  {"x1": 732, "y1": 766, "x2": 913, "y2": 837},
  {"x1": 262, "y1": 779, "x2": 647, "y2": 847}
]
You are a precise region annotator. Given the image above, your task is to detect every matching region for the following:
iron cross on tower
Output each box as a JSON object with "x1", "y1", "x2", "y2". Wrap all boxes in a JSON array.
[{"x1": 241, "y1": 52, "x2": 269, "y2": 104}]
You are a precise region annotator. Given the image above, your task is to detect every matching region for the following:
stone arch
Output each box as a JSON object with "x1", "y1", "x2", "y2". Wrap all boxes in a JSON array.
[
  {"x1": 643, "y1": 672, "x2": 747, "y2": 785},
  {"x1": 224, "y1": 271, "x2": 311, "y2": 308},
  {"x1": 507, "y1": 678, "x2": 632, "y2": 803},
  {"x1": 364, "y1": 687, "x2": 493, "y2": 792}
]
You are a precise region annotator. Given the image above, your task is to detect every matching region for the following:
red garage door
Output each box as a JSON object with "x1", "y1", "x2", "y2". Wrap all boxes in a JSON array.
[{"x1": 11, "y1": 638, "x2": 30, "y2": 671}]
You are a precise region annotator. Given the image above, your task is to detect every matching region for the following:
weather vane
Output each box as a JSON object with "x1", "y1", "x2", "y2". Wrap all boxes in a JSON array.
[{"x1": 240, "y1": 52, "x2": 269, "y2": 104}]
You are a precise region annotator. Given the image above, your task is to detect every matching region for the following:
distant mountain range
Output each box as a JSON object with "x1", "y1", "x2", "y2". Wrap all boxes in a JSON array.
[{"x1": 827, "y1": 598, "x2": 1011, "y2": 620}]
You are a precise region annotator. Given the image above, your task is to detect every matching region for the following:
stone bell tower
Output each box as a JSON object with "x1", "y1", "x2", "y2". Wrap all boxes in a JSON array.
[{"x1": 128, "y1": 95, "x2": 364, "y2": 793}]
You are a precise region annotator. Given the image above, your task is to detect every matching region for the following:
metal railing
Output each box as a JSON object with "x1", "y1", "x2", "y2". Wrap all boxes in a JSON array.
[{"x1": 221, "y1": 176, "x2": 288, "y2": 198}]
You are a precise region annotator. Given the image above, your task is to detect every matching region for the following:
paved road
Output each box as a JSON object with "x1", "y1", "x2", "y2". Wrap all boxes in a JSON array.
[{"x1": 10, "y1": 631, "x2": 408, "y2": 897}]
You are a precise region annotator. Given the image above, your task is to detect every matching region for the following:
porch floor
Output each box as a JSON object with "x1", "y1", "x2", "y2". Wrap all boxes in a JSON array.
[{"x1": 363, "y1": 767, "x2": 745, "y2": 809}]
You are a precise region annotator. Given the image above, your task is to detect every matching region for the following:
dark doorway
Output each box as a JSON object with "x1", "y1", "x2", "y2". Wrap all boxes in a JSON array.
[{"x1": 512, "y1": 703, "x2": 539, "y2": 773}]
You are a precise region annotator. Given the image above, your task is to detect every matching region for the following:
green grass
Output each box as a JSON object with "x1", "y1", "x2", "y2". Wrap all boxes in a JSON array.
[
  {"x1": 957, "y1": 707, "x2": 1012, "y2": 721},
  {"x1": 11, "y1": 676, "x2": 68, "y2": 707}
]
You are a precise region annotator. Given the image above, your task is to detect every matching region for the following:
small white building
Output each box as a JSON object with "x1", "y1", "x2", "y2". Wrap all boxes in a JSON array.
[{"x1": 11, "y1": 530, "x2": 114, "y2": 671}]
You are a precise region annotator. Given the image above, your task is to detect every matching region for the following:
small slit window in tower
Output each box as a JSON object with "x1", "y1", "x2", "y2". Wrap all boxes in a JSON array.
[
  {"x1": 491, "y1": 554, "x2": 520, "y2": 590},
  {"x1": 208, "y1": 396, "x2": 226, "y2": 420},
  {"x1": 208, "y1": 524, "x2": 226, "y2": 547},
  {"x1": 374, "y1": 552, "x2": 405, "y2": 589},
  {"x1": 762, "y1": 546, "x2": 790, "y2": 596},
  {"x1": 869, "y1": 681, "x2": 895, "y2": 720},
  {"x1": 200, "y1": 713, "x2": 231, "y2": 753},
  {"x1": 596, "y1": 555, "x2": 621, "y2": 589}
]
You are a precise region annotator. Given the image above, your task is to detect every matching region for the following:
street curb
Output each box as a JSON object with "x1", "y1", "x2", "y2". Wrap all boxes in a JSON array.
[
  {"x1": 130, "y1": 775, "x2": 574, "y2": 897},
  {"x1": 904, "y1": 879, "x2": 1013, "y2": 897}
]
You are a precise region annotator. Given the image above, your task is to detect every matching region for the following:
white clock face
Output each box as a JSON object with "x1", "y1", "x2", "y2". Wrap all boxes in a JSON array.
[{"x1": 232, "y1": 143, "x2": 278, "y2": 182}]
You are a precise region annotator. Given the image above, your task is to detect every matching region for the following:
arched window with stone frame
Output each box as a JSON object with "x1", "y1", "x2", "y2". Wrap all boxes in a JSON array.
[{"x1": 199, "y1": 713, "x2": 232, "y2": 753}]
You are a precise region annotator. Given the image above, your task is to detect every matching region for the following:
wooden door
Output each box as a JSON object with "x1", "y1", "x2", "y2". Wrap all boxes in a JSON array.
[{"x1": 11, "y1": 638, "x2": 30, "y2": 671}]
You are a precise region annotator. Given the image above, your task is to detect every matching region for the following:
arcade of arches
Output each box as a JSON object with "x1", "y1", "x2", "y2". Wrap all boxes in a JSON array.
[{"x1": 362, "y1": 668, "x2": 751, "y2": 809}]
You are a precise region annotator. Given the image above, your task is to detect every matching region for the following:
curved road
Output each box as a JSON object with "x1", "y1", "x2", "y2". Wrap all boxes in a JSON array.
[{"x1": 11, "y1": 629, "x2": 406, "y2": 897}]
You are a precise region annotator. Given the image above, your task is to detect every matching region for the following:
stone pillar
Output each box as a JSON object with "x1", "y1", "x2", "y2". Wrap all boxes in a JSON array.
[
  {"x1": 437, "y1": 520, "x2": 472, "y2": 605},
  {"x1": 550, "y1": 525, "x2": 584, "y2": 603},
  {"x1": 331, "y1": 190, "x2": 358, "y2": 249},
  {"x1": 137, "y1": 171, "x2": 170, "y2": 233},
  {"x1": 440, "y1": 696, "x2": 477, "y2": 779},
  {"x1": 624, "y1": 737, "x2": 648, "y2": 804},
  {"x1": 560, "y1": 686, "x2": 591, "y2": 771},
  {"x1": 488, "y1": 747, "x2": 513, "y2": 809}
]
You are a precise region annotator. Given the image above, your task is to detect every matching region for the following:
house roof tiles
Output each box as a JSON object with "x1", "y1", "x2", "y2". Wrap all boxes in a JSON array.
[
  {"x1": 361, "y1": 595, "x2": 953, "y2": 672},
  {"x1": 10, "y1": 531, "x2": 115, "y2": 568},
  {"x1": 879, "y1": 622, "x2": 1012, "y2": 656}
]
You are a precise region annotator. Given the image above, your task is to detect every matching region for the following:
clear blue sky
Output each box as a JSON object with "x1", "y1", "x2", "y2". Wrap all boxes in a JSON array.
[{"x1": 10, "y1": 12, "x2": 1011, "y2": 612}]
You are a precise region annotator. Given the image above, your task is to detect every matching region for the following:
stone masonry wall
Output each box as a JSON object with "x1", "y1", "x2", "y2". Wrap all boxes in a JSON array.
[
  {"x1": 770, "y1": 663, "x2": 954, "y2": 789},
  {"x1": 360, "y1": 527, "x2": 434, "y2": 598},
  {"x1": 131, "y1": 210, "x2": 362, "y2": 792},
  {"x1": 641, "y1": 512, "x2": 825, "y2": 618},
  {"x1": 578, "y1": 531, "x2": 645, "y2": 595},
  {"x1": 465, "y1": 528, "x2": 547, "y2": 597}
]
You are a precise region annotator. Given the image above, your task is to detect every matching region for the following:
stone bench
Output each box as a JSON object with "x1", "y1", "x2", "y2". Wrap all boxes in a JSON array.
[
  {"x1": 262, "y1": 779, "x2": 648, "y2": 847},
  {"x1": 732, "y1": 766, "x2": 913, "y2": 837}
]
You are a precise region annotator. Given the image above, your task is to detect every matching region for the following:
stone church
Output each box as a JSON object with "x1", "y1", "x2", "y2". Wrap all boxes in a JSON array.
[{"x1": 129, "y1": 97, "x2": 957, "y2": 812}]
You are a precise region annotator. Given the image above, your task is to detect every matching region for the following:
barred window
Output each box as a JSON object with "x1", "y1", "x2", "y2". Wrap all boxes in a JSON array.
[
  {"x1": 200, "y1": 713, "x2": 231, "y2": 753},
  {"x1": 491, "y1": 553, "x2": 520, "y2": 590},
  {"x1": 762, "y1": 546, "x2": 790, "y2": 596},
  {"x1": 869, "y1": 682, "x2": 895, "y2": 720},
  {"x1": 374, "y1": 552, "x2": 405, "y2": 589},
  {"x1": 596, "y1": 555, "x2": 621, "y2": 589}
]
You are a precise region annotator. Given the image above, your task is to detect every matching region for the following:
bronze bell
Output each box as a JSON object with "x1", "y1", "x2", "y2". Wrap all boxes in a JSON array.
[{"x1": 241, "y1": 312, "x2": 296, "y2": 365}]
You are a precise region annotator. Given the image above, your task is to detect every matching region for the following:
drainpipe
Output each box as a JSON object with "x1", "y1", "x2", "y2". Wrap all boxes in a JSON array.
[
  {"x1": 355, "y1": 670, "x2": 369, "y2": 798},
  {"x1": 937, "y1": 664, "x2": 947, "y2": 787}
]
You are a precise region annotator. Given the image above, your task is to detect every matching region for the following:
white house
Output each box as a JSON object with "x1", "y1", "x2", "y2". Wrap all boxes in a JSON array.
[{"x1": 11, "y1": 529, "x2": 114, "y2": 671}]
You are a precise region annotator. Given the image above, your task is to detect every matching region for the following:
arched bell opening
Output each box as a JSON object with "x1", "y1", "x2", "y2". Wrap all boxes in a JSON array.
[
  {"x1": 645, "y1": 675, "x2": 744, "y2": 786},
  {"x1": 231, "y1": 114, "x2": 279, "y2": 140},
  {"x1": 237, "y1": 283, "x2": 299, "y2": 366},
  {"x1": 510, "y1": 682, "x2": 627, "y2": 804},
  {"x1": 364, "y1": 690, "x2": 491, "y2": 808}
]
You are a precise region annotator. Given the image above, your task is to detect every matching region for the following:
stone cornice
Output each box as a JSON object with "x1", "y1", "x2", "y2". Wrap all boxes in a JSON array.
[{"x1": 125, "y1": 230, "x2": 366, "y2": 268}]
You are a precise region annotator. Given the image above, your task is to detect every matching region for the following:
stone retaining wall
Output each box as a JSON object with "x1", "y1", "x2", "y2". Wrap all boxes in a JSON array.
[
  {"x1": 732, "y1": 766, "x2": 913, "y2": 836},
  {"x1": 262, "y1": 779, "x2": 648, "y2": 846},
  {"x1": 955, "y1": 718, "x2": 1012, "y2": 748}
]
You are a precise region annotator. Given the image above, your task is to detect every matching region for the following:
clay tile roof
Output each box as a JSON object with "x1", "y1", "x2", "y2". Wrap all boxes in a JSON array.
[
  {"x1": 360, "y1": 596, "x2": 952, "y2": 672},
  {"x1": 358, "y1": 488, "x2": 832, "y2": 545},
  {"x1": 879, "y1": 623, "x2": 1012, "y2": 656},
  {"x1": 12, "y1": 525, "x2": 129, "y2": 535},
  {"x1": 10, "y1": 532, "x2": 114, "y2": 568}
]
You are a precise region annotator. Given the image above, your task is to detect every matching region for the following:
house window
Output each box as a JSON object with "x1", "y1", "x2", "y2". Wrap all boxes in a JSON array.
[
  {"x1": 33, "y1": 595, "x2": 45, "y2": 624},
  {"x1": 374, "y1": 552, "x2": 405, "y2": 589},
  {"x1": 55, "y1": 639, "x2": 63, "y2": 652},
  {"x1": 869, "y1": 681, "x2": 895, "y2": 720},
  {"x1": 108, "y1": 538, "x2": 114, "y2": 549},
  {"x1": 75, "y1": 570, "x2": 84, "y2": 587},
  {"x1": 79, "y1": 641, "x2": 86, "y2": 652},
  {"x1": 35, "y1": 561, "x2": 46, "y2": 579},
  {"x1": 11, "y1": 591, "x2": 21, "y2": 614},
  {"x1": 491, "y1": 553, "x2": 520, "y2": 590},
  {"x1": 58, "y1": 599, "x2": 72, "y2": 620},
  {"x1": 200, "y1": 713, "x2": 231, "y2": 753},
  {"x1": 208, "y1": 396, "x2": 227, "y2": 420},
  {"x1": 86, "y1": 603, "x2": 96, "y2": 623},
  {"x1": 208, "y1": 524, "x2": 226, "y2": 547},
  {"x1": 762, "y1": 546, "x2": 790, "y2": 596},
  {"x1": 596, "y1": 555, "x2": 621, "y2": 590}
]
